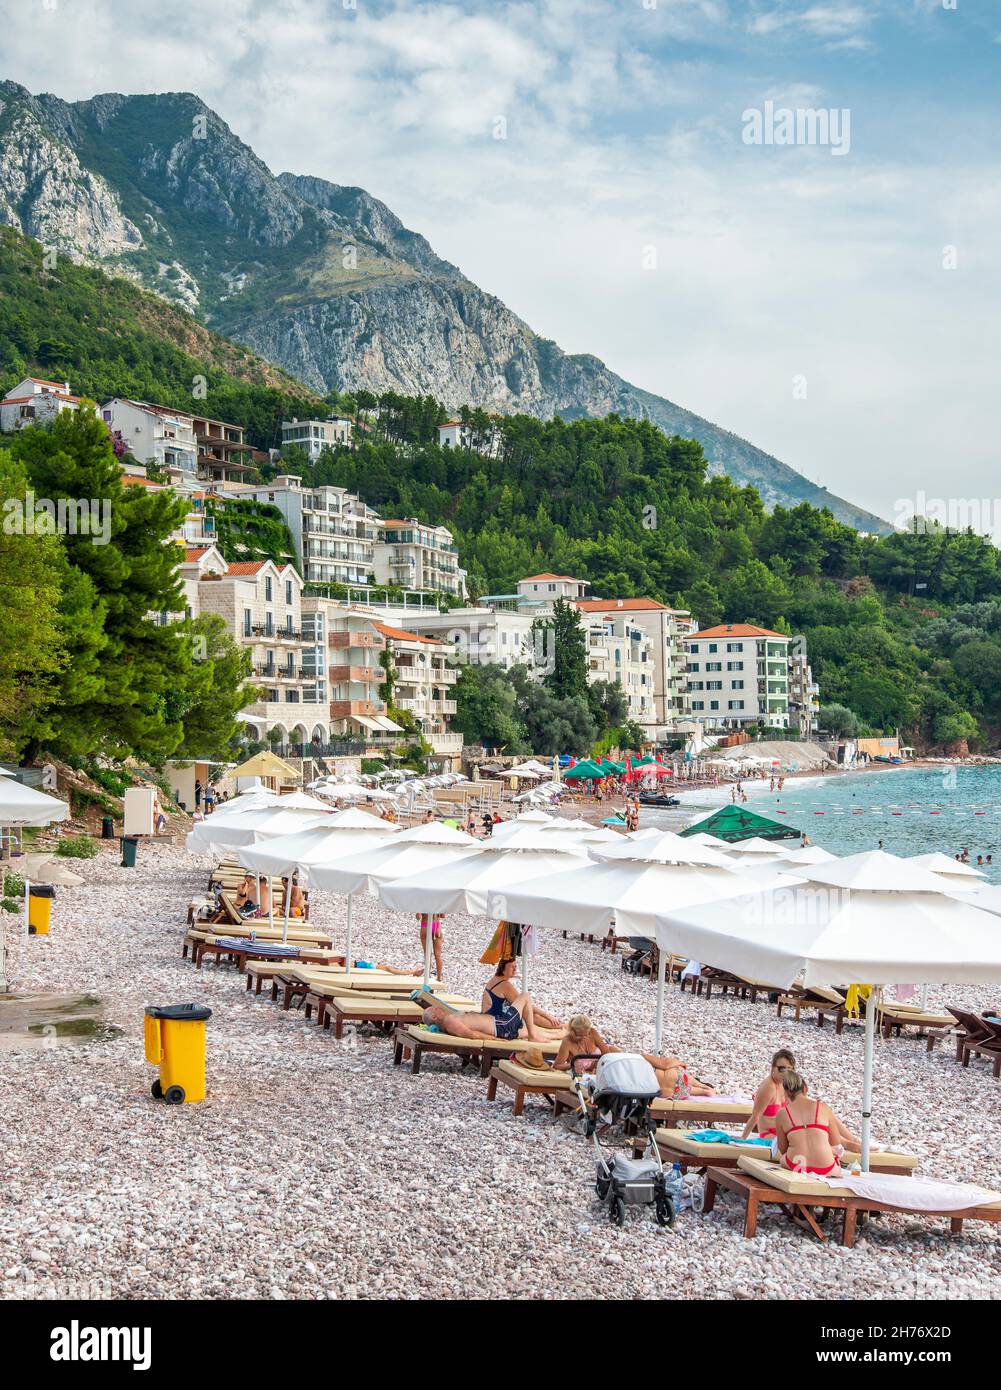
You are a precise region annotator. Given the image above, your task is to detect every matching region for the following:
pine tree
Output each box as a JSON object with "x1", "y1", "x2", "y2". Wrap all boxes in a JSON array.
[{"x1": 10, "y1": 408, "x2": 190, "y2": 760}]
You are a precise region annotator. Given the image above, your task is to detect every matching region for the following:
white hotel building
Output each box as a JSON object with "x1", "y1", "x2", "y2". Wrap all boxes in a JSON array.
[{"x1": 683, "y1": 624, "x2": 793, "y2": 731}]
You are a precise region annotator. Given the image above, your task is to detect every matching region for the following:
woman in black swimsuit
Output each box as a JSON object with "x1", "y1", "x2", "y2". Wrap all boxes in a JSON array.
[{"x1": 423, "y1": 959, "x2": 562, "y2": 1043}]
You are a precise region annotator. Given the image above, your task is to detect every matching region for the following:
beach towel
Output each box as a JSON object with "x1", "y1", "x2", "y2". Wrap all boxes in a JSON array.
[
  {"x1": 214, "y1": 937, "x2": 299, "y2": 957},
  {"x1": 687, "y1": 1130, "x2": 772, "y2": 1147},
  {"x1": 828, "y1": 1173, "x2": 999, "y2": 1211}
]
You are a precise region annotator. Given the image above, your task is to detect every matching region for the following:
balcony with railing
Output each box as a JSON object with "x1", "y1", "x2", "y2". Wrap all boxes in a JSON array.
[
  {"x1": 328, "y1": 664, "x2": 380, "y2": 683},
  {"x1": 330, "y1": 699, "x2": 386, "y2": 719},
  {"x1": 329, "y1": 631, "x2": 385, "y2": 650}
]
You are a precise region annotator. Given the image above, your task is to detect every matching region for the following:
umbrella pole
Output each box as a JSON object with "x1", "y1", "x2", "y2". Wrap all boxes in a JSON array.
[
  {"x1": 861, "y1": 992, "x2": 876, "y2": 1172},
  {"x1": 654, "y1": 948, "x2": 666, "y2": 1053},
  {"x1": 282, "y1": 881, "x2": 291, "y2": 946},
  {"x1": 344, "y1": 895, "x2": 353, "y2": 976},
  {"x1": 919, "y1": 984, "x2": 929, "y2": 1011},
  {"x1": 521, "y1": 949, "x2": 528, "y2": 994}
]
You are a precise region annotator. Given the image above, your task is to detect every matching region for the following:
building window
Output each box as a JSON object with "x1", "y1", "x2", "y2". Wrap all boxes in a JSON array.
[
  {"x1": 285, "y1": 580, "x2": 293, "y2": 606},
  {"x1": 243, "y1": 609, "x2": 252, "y2": 637},
  {"x1": 265, "y1": 576, "x2": 273, "y2": 602}
]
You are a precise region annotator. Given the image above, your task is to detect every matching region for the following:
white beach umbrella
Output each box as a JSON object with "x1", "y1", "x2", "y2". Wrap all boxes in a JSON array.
[
  {"x1": 311, "y1": 822, "x2": 481, "y2": 981},
  {"x1": 650, "y1": 852, "x2": 1001, "y2": 1168},
  {"x1": 776, "y1": 845, "x2": 838, "y2": 866},
  {"x1": 186, "y1": 805, "x2": 330, "y2": 854},
  {"x1": 270, "y1": 791, "x2": 337, "y2": 813},
  {"x1": 683, "y1": 831, "x2": 734, "y2": 850},
  {"x1": 0, "y1": 773, "x2": 70, "y2": 990},
  {"x1": 0, "y1": 774, "x2": 70, "y2": 827},
  {"x1": 237, "y1": 813, "x2": 398, "y2": 879},
  {"x1": 909, "y1": 852, "x2": 985, "y2": 880},
  {"x1": 486, "y1": 855, "x2": 766, "y2": 1050},
  {"x1": 380, "y1": 843, "x2": 588, "y2": 987},
  {"x1": 724, "y1": 835, "x2": 791, "y2": 857},
  {"x1": 314, "y1": 781, "x2": 377, "y2": 802},
  {"x1": 237, "y1": 809, "x2": 401, "y2": 949},
  {"x1": 588, "y1": 829, "x2": 735, "y2": 870}
]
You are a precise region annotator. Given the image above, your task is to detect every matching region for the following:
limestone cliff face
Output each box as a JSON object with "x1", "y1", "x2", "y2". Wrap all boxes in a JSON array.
[
  {"x1": 0, "y1": 80, "x2": 887, "y2": 530},
  {"x1": 0, "y1": 87, "x2": 142, "y2": 259}
]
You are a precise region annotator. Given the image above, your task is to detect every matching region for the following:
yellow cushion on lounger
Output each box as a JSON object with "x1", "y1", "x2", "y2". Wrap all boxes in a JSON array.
[
  {"x1": 480, "y1": 1036, "x2": 561, "y2": 1056},
  {"x1": 651, "y1": 1097, "x2": 753, "y2": 1117},
  {"x1": 654, "y1": 1130, "x2": 766, "y2": 1161},
  {"x1": 495, "y1": 1060, "x2": 574, "y2": 1088},
  {"x1": 737, "y1": 1154, "x2": 843, "y2": 1197},
  {"x1": 878, "y1": 1005, "x2": 955, "y2": 1028},
  {"x1": 399, "y1": 1026, "x2": 560, "y2": 1056}
]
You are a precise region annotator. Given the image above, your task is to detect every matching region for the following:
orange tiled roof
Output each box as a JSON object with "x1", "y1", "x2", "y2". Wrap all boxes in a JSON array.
[
  {"x1": 121, "y1": 475, "x2": 165, "y2": 489},
  {"x1": 520, "y1": 572, "x2": 585, "y2": 584},
  {"x1": 688, "y1": 624, "x2": 788, "y2": 640},
  {"x1": 576, "y1": 598, "x2": 668, "y2": 612},
  {"x1": 223, "y1": 561, "x2": 268, "y2": 576},
  {"x1": 373, "y1": 621, "x2": 443, "y2": 645}
]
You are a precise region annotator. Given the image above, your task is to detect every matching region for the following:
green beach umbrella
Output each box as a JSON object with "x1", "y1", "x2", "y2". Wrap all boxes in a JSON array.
[{"x1": 679, "y1": 804, "x2": 801, "y2": 844}]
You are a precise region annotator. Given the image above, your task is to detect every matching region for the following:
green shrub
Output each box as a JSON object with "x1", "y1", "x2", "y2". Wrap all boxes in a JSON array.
[
  {"x1": 55, "y1": 835, "x2": 98, "y2": 859},
  {"x1": 1, "y1": 897, "x2": 21, "y2": 914},
  {"x1": 361, "y1": 759, "x2": 386, "y2": 776},
  {"x1": 2, "y1": 872, "x2": 25, "y2": 897},
  {"x1": 70, "y1": 787, "x2": 119, "y2": 818}
]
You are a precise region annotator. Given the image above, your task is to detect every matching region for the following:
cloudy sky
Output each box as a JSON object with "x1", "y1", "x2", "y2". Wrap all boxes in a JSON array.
[{"x1": 4, "y1": 0, "x2": 999, "y2": 517}]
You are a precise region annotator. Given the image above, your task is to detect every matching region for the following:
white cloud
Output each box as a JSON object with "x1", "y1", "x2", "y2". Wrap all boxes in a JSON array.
[{"x1": 1, "y1": 0, "x2": 997, "y2": 518}]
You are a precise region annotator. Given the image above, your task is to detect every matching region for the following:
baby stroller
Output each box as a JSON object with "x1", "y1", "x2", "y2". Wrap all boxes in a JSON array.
[{"x1": 571, "y1": 1053, "x2": 677, "y2": 1228}]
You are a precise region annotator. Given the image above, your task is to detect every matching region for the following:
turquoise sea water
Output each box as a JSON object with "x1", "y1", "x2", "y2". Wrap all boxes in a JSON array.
[{"x1": 653, "y1": 765, "x2": 1001, "y2": 882}]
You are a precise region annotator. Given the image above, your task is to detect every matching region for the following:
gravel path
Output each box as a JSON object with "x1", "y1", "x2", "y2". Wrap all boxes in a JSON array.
[{"x1": 2, "y1": 840, "x2": 999, "y2": 1301}]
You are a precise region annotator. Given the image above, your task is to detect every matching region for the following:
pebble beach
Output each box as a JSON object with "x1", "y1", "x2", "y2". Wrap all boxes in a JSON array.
[{"x1": 2, "y1": 840, "x2": 1001, "y2": 1302}]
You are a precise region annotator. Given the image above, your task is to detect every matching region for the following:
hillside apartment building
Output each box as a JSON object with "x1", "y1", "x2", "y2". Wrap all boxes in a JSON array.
[
  {"x1": 683, "y1": 623, "x2": 818, "y2": 734},
  {"x1": 0, "y1": 377, "x2": 82, "y2": 431}
]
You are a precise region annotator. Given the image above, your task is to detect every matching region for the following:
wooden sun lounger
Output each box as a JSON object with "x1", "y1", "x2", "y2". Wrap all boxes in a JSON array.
[
  {"x1": 877, "y1": 1002, "x2": 956, "y2": 1040},
  {"x1": 392, "y1": 1025, "x2": 562, "y2": 1080},
  {"x1": 631, "y1": 1128, "x2": 919, "y2": 1176},
  {"x1": 776, "y1": 986, "x2": 847, "y2": 1033},
  {"x1": 486, "y1": 1061, "x2": 576, "y2": 1116},
  {"x1": 960, "y1": 1015, "x2": 1001, "y2": 1078},
  {"x1": 269, "y1": 970, "x2": 435, "y2": 1012},
  {"x1": 702, "y1": 1155, "x2": 1001, "y2": 1247},
  {"x1": 647, "y1": 1095, "x2": 753, "y2": 1130},
  {"x1": 927, "y1": 1006, "x2": 994, "y2": 1060},
  {"x1": 680, "y1": 968, "x2": 777, "y2": 1003},
  {"x1": 323, "y1": 993, "x2": 478, "y2": 1037},
  {"x1": 193, "y1": 938, "x2": 336, "y2": 971}
]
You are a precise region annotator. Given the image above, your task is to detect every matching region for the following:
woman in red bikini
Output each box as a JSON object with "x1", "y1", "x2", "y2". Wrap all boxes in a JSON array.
[
  {"x1": 741, "y1": 1048, "x2": 795, "y2": 1140},
  {"x1": 775, "y1": 1070, "x2": 861, "y2": 1176}
]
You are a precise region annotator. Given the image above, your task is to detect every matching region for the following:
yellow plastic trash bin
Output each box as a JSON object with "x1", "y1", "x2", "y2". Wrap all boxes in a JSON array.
[
  {"x1": 144, "y1": 1003, "x2": 212, "y2": 1104},
  {"x1": 28, "y1": 884, "x2": 54, "y2": 935}
]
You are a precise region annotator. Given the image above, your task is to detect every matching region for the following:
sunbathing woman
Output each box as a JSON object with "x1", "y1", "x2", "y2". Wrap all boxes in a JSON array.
[
  {"x1": 554, "y1": 1014, "x2": 617, "y2": 1071},
  {"x1": 774, "y1": 1069, "x2": 860, "y2": 1175},
  {"x1": 741, "y1": 1048, "x2": 795, "y2": 1139},
  {"x1": 423, "y1": 958, "x2": 563, "y2": 1044},
  {"x1": 643, "y1": 1052, "x2": 715, "y2": 1099}
]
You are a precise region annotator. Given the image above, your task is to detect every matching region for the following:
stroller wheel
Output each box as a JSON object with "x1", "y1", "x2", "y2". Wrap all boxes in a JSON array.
[
  {"x1": 610, "y1": 1196, "x2": 626, "y2": 1227},
  {"x1": 656, "y1": 1194, "x2": 676, "y2": 1228},
  {"x1": 595, "y1": 1176, "x2": 610, "y2": 1200}
]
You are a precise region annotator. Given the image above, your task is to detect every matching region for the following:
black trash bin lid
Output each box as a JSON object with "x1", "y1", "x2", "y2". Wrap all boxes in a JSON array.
[
  {"x1": 145, "y1": 1004, "x2": 212, "y2": 1022},
  {"x1": 29, "y1": 884, "x2": 55, "y2": 898}
]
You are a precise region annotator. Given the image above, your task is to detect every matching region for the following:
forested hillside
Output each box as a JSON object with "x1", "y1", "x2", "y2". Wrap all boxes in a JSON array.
[
  {"x1": 292, "y1": 400, "x2": 1001, "y2": 750},
  {"x1": 0, "y1": 226, "x2": 322, "y2": 450}
]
